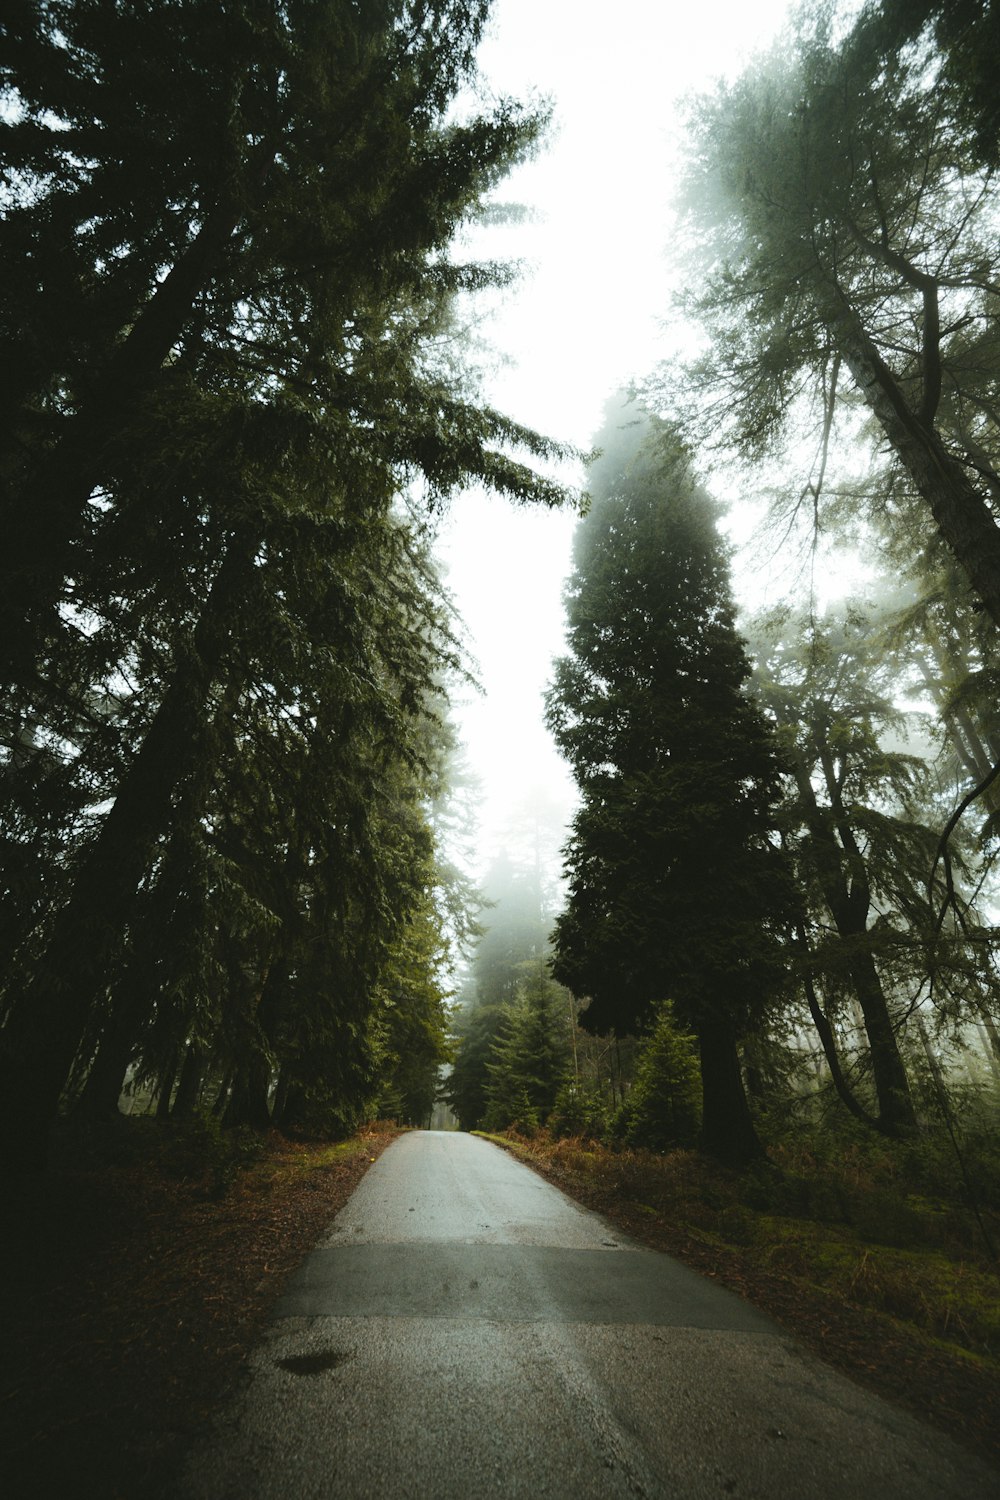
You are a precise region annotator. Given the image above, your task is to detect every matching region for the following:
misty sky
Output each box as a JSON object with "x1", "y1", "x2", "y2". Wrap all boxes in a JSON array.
[{"x1": 437, "y1": 0, "x2": 794, "y2": 869}]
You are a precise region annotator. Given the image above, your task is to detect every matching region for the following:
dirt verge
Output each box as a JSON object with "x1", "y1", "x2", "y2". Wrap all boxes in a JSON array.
[
  {"x1": 481, "y1": 1131, "x2": 1000, "y2": 1472},
  {"x1": 0, "y1": 1124, "x2": 400, "y2": 1500}
]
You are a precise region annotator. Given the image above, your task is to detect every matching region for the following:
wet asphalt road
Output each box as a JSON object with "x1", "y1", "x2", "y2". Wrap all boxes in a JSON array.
[{"x1": 176, "y1": 1130, "x2": 998, "y2": 1499}]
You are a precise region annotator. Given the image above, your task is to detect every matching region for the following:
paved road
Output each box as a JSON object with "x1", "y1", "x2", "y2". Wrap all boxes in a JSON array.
[{"x1": 177, "y1": 1131, "x2": 997, "y2": 1499}]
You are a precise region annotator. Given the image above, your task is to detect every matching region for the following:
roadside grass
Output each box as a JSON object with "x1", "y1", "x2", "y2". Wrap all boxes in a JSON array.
[{"x1": 475, "y1": 1126, "x2": 1000, "y2": 1462}]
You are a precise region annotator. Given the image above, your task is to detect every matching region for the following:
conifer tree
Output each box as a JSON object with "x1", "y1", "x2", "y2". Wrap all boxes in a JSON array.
[
  {"x1": 615, "y1": 1002, "x2": 701, "y2": 1153},
  {"x1": 666, "y1": 5, "x2": 1000, "y2": 626},
  {"x1": 482, "y1": 967, "x2": 569, "y2": 1133},
  {"x1": 444, "y1": 854, "x2": 549, "y2": 1129},
  {"x1": 749, "y1": 607, "x2": 926, "y2": 1134},
  {"x1": 750, "y1": 601, "x2": 1000, "y2": 1135},
  {"x1": 546, "y1": 400, "x2": 794, "y2": 1166},
  {"x1": 0, "y1": 2, "x2": 573, "y2": 1166}
]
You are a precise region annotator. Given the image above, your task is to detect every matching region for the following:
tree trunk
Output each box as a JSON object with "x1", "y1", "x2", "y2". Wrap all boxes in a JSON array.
[
  {"x1": 697, "y1": 1018, "x2": 765, "y2": 1168},
  {"x1": 211, "y1": 1069, "x2": 233, "y2": 1118},
  {"x1": 793, "y1": 759, "x2": 918, "y2": 1136},
  {"x1": 223, "y1": 1053, "x2": 273, "y2": 1131},
  {"x1": 974, "y1": 1004, "x2": 1000, "y2": 1083},
  {"x1": 828, "y1": 288, "x2": 1000, "y2": 628},
  {"x1": 73, "y1": 958, "x2": 157, "y2": 1123},
  {"x1": 0, "y1": 530, "x2": 255, "y2": 1169},
  {"x1": 155, "y1": 1048, "x2": 180, "y2": 1121},
  {"x1": 849, "y1": 949, "x2": 917, "y2": 1134},
  {"x1": 918, "y1": 654, "x2": 1000, "y2": 818},
  {"x1": 277, "y1": 1074, "x2": 307, "y2": 1134},
  {"x1": 223, "y1": 952, "x2": 287, "y2": 1131},
  {"x1": 74, "y1": 1024, "x2": 134, "y2": 1122},
  {"x1": 796, "y1": 925, "x2": 881, "y2": 1131},
  {"x1": 270, "y1": 1064, "x2": 292, "y2": 1129},
  {"x1": 917, "y1": 1015, "x2": 947, "y2": 1097},
  {"x1": 171, "y1": 1042, "x2": 205, "y2": 1119}
]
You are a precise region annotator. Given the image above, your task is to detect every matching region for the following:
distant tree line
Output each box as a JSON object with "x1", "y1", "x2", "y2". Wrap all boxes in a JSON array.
[{"x1": 0, "y1": 0, "x2": 571, "y2": 1170}]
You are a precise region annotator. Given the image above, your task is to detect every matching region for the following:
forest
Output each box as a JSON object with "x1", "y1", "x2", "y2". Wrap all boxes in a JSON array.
[
  {"x1": 0, "y1": 0, "x2": 573, "y2": 1173},
  {"x1": 4, "y1": 3, "x2": 1000, "y2": 1481},
  {"x1": 2, "y1": 0, "x2": 1000, "y2": 1285}
]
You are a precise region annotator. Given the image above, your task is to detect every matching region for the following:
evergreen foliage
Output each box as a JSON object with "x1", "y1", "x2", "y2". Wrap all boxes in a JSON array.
[
  {"x1": 663, "y1": 2, "x2": 1000, "y2": 626},
  {"x1": 546, "y1": 398, "x2": 795, "y2": 1165},
  {"x1": 613, "y1": 1002, "x2": 702, "y2": 1153},
  {"x1": 0, "y1": 1, "x2": 572, "y2": 1166},
  {"x1": 547, "y1": 1079, "x2": 610, "y2": 1142},
  {"x1": 443, "y1": 853, "x2": 549, "y2": 1130},
  {"x1": 481, "y1": 966, "x2": 570, "y2": 1133},
  {"x1": 749, "y1": 602, "x2": 1000, "y2": 1138}
]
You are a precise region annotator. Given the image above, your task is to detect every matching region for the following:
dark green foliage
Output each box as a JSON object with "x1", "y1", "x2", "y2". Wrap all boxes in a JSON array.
[
  {"x1": 748, "y1": 601, "x2": 1000, "y2": 1141},
  {"x1": 547, "y1": 1080, "x2": 610, "y2": 1141},
  {"x1": 867, "y1": 1, "x2": 1000, "y2": 167},
  {"x1": 655, "y1": 0, "x2": 1000, "y2": 1192},
  {"x1": 614, "y1": 1003, "x2": 701, "y2": 1153},
  {"x1": 443, "y1": 853, "x2": 550, "y2": 1129},
  {"x1": 547, "y1": 398, "x2": 795, "y2": 1164},
  {"x1": 446, "y1": 997, "x2": 506, "y2": 1132},
  {"x1": 0, "y1": 0, "x2": 566, "y2": 661},
  {"x1": 0, "y1": 1, "x2": 570, "y2": 1166},
  {"x1": 374, "y1": 898, "x2": 453, "y2": 1128},
  {"x1": 482, "y1": 967, "x2": 570, "y2": 1134},
  {"x1": 159, "y1": 1111, "x2": 266, "y2": 1199},
  {"x1": 749, "y1": 605, "x2": 930, "y2": 1135},
  {"x1": 665, "y1": 2, "x2": 1000, "y2": 626}
]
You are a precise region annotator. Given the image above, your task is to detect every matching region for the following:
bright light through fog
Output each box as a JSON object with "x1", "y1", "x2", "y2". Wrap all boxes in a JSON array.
[{"x1": 438, "y1": 0, "x2": 795, "y2": 868}]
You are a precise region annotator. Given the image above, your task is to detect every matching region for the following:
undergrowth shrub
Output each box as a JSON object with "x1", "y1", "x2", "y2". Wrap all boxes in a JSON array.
[
  {"x1": 612, "y1": 1001, "x2": 701, "y2": 1152},
  {"x1": 763, "y1": 1116, "x2": 1000, "y2": 1260},
  {"x1": 50, "y1": 1110, "x2": 265, "y2": 1195},
  {"x1": 159, "y1": 1112, "x2": 265, "y2": 1197},
  {"x1": 482, "y1": 1084, "x2": 540, "y2": 1137},
  {"x1": 548, "y1": 1082, "x2": 610, "y2": 1140}
]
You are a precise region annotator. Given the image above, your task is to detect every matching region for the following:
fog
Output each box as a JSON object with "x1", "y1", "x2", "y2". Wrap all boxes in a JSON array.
[{"x1": 438, "y1": 0, "x2": 794, "y2": 875}]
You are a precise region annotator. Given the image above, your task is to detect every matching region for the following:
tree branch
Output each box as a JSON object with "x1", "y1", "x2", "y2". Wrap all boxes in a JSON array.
[{"x1": 931, "y1": 757, "x2": 1000, "y2": 935}]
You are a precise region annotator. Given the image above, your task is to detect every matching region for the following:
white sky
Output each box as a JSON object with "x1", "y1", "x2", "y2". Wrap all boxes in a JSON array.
[{"x1": 437, "y1": 0, "x2": 796, "y2": 871}]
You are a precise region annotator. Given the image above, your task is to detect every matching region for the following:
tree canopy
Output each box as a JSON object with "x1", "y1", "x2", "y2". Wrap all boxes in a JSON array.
[
  {"x1": 0, "y1": 0, "x2": 573, "y2": 1168},
  {"x1": 662, "y1": 1, "x2": 1000, "y2": 625}
]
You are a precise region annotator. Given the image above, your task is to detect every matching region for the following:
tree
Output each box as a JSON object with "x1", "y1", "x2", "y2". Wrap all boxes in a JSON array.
[
  {"x1": 375, "y1": 899, "x2": 453, "y2": 1130},
  {"x1": 472, "y1": 853, "x2": 549, "y2": 1006},
  {"x1": 750, "y1": 600, "x2": 1000, "y2": 1135},
  {"x1": 666, "y1": 6, "x2": 1000, "y2": 627},
  {"x1": 443, "y1": 852, "x2": 549, "y2": 1129},
  {"x1": 446, "y1": 989, "x2": 504, "y2": 1131},
  {"x1": 0, "y1": 2, "x2": 575, "y2": 1167},
  {"x1": 614, "y1": 1002, "x2": 701, "y2": 1153},
  {"x1": 749, "y1": 606, "x2": 930, "y2": 1134},
  {"x1": 867, "y1": 2, "x2": 1000, "y2": 168},
  {"x1": 62, "y1": 521, "x2": 467, "y2": 1137},
  {"x1": 546, "y1": 399, "x2": 795, "y2": 1166},
  {"x1": 482, "y1": 966, "x2": 569, "y2": 1133},
  {"x1": 0, "y1": 1, "x2": 566, "y2": 678}
]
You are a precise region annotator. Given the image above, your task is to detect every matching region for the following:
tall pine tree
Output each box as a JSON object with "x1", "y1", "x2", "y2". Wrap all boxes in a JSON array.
[
  {"x1": 0, "y1": 1, "x2": 572, "y2": 1167},
  {"x1": 546, "y1": 399, "x2": 794, "y2": 1166}
]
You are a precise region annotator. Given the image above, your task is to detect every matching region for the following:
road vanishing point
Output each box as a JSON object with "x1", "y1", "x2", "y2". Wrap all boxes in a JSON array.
[{"x1": 178, "y1": 1130, "x2": 998, "y2": 1499}]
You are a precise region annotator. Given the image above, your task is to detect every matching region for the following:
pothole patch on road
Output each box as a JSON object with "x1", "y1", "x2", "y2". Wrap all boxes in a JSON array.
[{"x1": 276, "y1": 1350, "x2": 351, "y2": 1376}]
